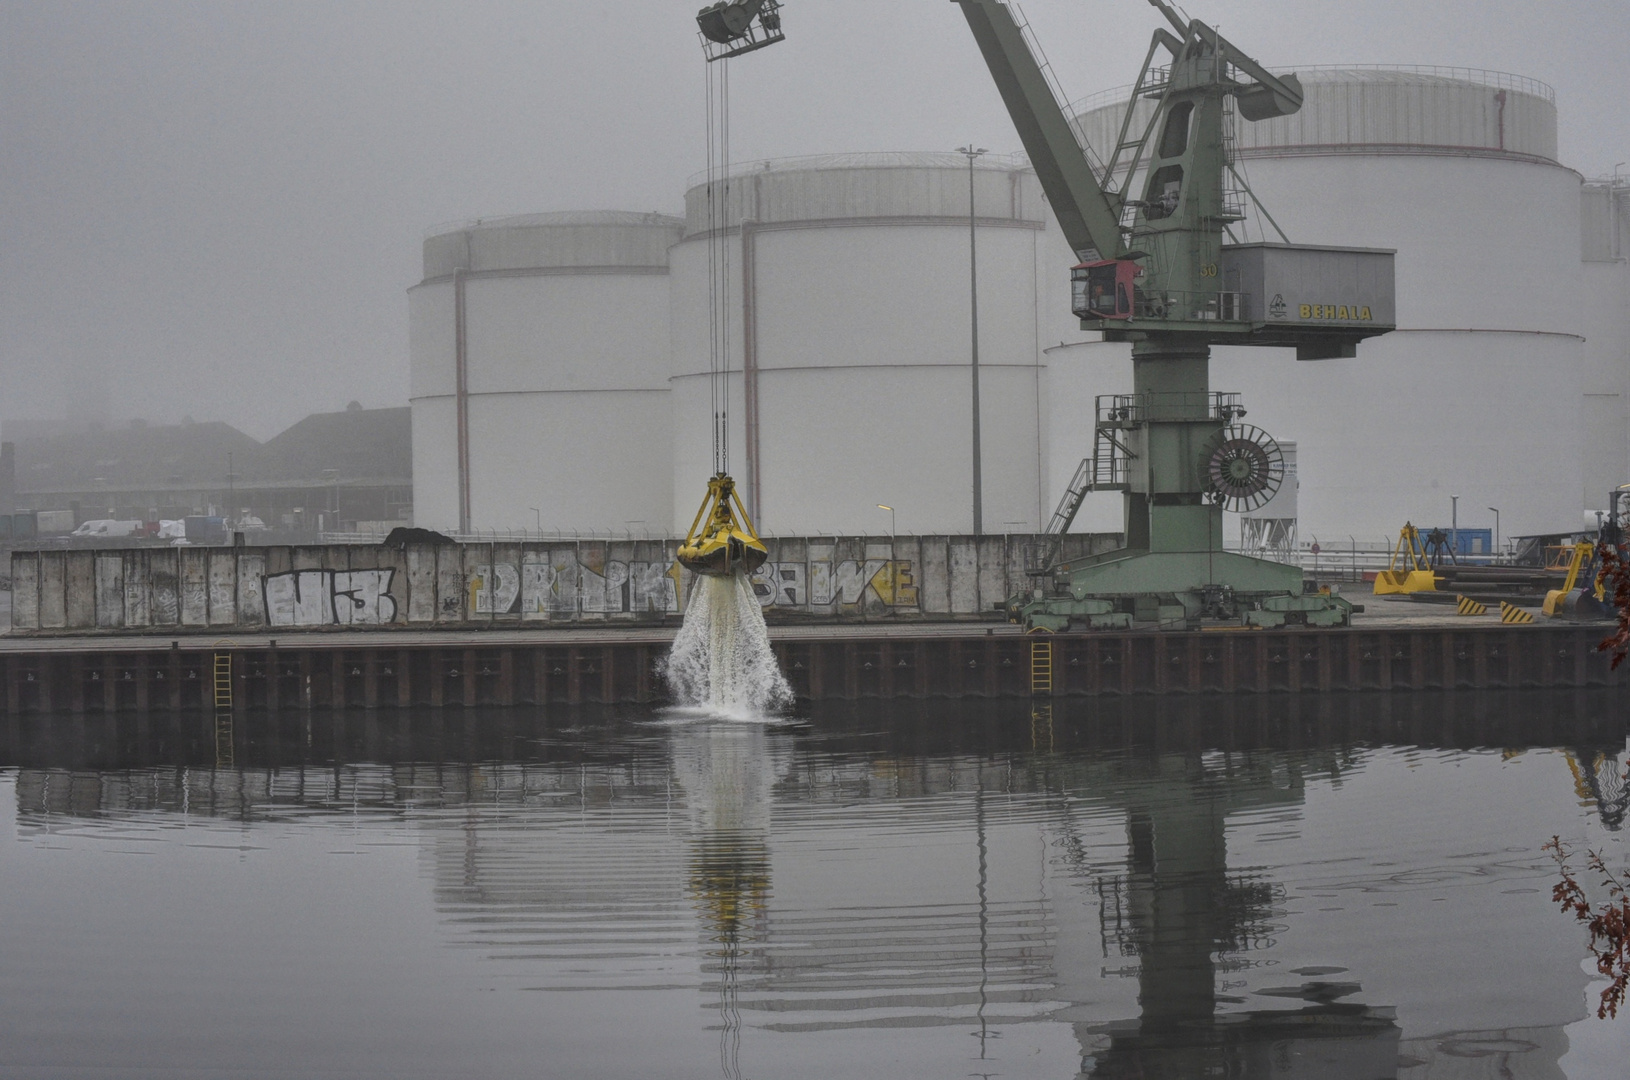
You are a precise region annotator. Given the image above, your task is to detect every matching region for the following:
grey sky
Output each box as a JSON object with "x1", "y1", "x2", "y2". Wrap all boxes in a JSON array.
[{"x1": 1, "y1": 0, "x2": 1624, "y2": 439}]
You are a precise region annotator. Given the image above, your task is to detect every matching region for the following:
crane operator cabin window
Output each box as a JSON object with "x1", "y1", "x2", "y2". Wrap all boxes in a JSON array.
[
  {"x1": 1073, "y1": 260, "x2": 1136, "y2": 320},
  {"x1": 1142, "y1": 103, "x2": 1193, "y2": 221}
]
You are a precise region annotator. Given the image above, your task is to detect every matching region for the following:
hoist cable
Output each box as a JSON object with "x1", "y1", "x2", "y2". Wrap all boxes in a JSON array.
[
  {"x1": 704, "y1": 59, "x2": 719, "y2": 474},
  {"x1": 720, "y1": 57, "x2": 731, "y2": 476},
  {"x1": 703, "y1": 56, "x2": 732, "y2": 477}
]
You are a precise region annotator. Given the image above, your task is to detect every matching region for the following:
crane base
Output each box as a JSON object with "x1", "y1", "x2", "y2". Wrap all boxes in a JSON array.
[{"x1": 1009, "y1": 548, "x2": 1352, "y2": 631}]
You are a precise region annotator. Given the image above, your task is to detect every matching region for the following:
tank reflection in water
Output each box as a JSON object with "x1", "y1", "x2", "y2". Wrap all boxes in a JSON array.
[{"x1": 2, "y1": 691, "x2": 1628, "y2": 1078}]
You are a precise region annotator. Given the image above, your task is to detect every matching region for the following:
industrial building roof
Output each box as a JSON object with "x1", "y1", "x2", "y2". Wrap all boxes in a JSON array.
[{"x1": 10, "y1": 406, "x2": 409, "y2": 496}]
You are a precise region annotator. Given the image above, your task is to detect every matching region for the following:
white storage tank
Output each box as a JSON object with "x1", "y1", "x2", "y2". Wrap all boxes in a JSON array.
[
  {"x1": 409, "y1": 211, "x2": 684, "y2": 534},
  {"x1": 668, "y1": 153, "x2": 1077, "y2": 537},
  {"x1": 1061, "y1": 66, "x2": 1612, "y2": 545}
]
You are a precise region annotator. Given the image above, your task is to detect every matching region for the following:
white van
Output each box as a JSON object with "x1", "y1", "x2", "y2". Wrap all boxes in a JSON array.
[{"x1": 70, "y1": 519, "x2": 145, "y2": 538}]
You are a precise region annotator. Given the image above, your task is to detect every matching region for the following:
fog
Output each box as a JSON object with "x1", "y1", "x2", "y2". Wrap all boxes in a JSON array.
[{"x1": 0, "y1": 0, "x2": 1623, "y2": 439}]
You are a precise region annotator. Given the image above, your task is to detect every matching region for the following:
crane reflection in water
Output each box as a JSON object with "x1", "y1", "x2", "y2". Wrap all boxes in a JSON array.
[
  {"x1": 668, "y1": 719, "x2": 793, "y2": 1080},
  {"x1": 664, "y1": 705, "x2": 1407, "y2": 1079},
  {"x1": 1035, "y1": 706, "x2": 1401, "y2": 1077}
]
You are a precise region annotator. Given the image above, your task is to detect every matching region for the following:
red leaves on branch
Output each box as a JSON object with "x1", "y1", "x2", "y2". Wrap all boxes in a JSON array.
[
  {"x1": 1546, "y1": 836, "x2": 1630, "y2": 1019},
  {"x1": 1596, "y1": 545, "x2": 1630, "y2": 669}
]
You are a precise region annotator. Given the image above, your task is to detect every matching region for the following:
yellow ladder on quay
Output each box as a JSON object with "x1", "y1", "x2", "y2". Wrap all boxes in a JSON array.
[
  {"x1": 1028, "y1": 629, "x2": 1053, "y2": 697},
  {"x1": 212, "y1": 652, "x2": 233, "y2": 710},
  {"x1": 212, "y1": 645, "x2": 234, "y2": 768}
]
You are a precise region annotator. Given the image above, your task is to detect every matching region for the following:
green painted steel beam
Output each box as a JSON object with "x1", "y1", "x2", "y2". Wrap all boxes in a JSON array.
[{"x1": 953, "y1": 0, "x2": 1126, "y2": 259}]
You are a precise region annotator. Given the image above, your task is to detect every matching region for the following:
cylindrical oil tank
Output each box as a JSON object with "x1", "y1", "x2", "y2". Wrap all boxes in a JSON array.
[
  {"x1": 409, "y1": 211, "x2": 684, "y2": 534},
  {"x1": 1064, "y1": 66, "x2": 1608, "y2": 543},
  {"x1": 668, "y1": 153, "x2": 1078, "y2": 536}
]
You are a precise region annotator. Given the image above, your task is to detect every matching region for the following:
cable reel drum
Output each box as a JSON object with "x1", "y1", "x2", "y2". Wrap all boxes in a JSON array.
[{"x1": 1200, "y1": 423, "x2": 1285, "y2": 513}]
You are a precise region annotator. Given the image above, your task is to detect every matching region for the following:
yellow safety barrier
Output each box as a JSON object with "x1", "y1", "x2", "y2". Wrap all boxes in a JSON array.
[
  {"x1": 1499, "y1": 602, "x2": 1535, "y2": 624},
  {"x1": 1455, "y1": 595, "x2": 1487, "y2": 616}
]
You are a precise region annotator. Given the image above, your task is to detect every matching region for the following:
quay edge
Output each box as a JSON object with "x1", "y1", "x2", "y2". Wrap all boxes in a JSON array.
[{"x1": 0, "y1": 623, "x2": 1622, "y2": 714}]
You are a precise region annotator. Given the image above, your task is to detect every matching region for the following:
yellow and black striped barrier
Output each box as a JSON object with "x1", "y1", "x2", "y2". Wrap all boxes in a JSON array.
[
  {"x1": 1499, "y1": 601, "x2": 1535, "y2": 624},
  {"x1": 1456, "y1": 595, "x2": 1487, "y2": 616}
]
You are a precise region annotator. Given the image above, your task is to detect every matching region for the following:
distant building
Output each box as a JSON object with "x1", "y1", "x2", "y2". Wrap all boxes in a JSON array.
[{"x1": 7, "y1": 406, "x2": 410, "y2": 538}]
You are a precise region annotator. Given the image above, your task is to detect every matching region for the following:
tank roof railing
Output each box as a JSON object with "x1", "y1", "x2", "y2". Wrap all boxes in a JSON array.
[
  {"x1": 424, "y1": 210, "x2": 684, "y2": 240},
  {"x1": 683, "y1": 150, "x2": 1031, "y2": 190},
  {"x1": 1071, "y1": 63, "x2": 1556, "y2": 117}
]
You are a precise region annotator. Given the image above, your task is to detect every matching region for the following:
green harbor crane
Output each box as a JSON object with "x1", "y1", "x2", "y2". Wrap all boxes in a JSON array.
[{"x1": 697, "y1": 0, "x2": 1396, "y2": 630}]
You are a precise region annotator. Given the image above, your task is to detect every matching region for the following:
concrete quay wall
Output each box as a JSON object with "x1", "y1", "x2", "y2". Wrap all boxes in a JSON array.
[
  {"x1": 6, "y1": 535, "x2": 1113, "y2": 634},
  {"x1": 0, "y1": 624, "x2": 1620, "y2": 715}
]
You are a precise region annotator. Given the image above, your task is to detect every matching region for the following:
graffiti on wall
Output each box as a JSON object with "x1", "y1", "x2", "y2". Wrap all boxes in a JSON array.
[
  {"x1": 11, "y1": 546, "x2": 956, "y2": 632},
  {"x1": 470, "y1": 564, "x2": 520, "y2": 614},
  {"x1": 462, "y1": 557, "x2": 685, "y2": 617},
  {"x1": 265, "y1": 569, "x2": 397, "y2": 627},
  {"x1": 11, "y1": 535, "x2": 1099, "y2": 633},
  {"x1": 750, "y1": 560, "x2": 917, "y2": 610},
  {"x1": 463, "y1": 557, "x2": 916, "y2": 616}
]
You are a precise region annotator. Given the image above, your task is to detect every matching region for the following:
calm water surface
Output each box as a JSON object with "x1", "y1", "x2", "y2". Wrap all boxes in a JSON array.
[{"x1": 3, "y1": 692, "x2": 1628, "y2": 1078}]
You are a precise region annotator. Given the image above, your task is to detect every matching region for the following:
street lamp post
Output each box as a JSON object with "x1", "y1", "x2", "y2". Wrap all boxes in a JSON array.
[
  {"x1": 1614, "y1": 162, "x2": 1626, "y2": 262},
  {"x1": 529, "y1": 507, "x2": 541, "y2": 534},
  {"x1": 1450, "y1": 495, "x2": 1459, "y2": 558},
  {"x1": 1488, "y1": 507, "x2": 1500, "y2": 560},
  {"x1": 877, "y1": 504, "x2": 896, "y2": 538},
  {"x1": 957, "y1": 144, "x2": 988, "y2": 535}
]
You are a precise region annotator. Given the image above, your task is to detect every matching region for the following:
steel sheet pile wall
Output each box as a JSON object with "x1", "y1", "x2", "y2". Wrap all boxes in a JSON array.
[
  {"x1": 8, "y1": 534, "x2": 1114, "y2": 633},
  {"x1": 0, "y1": 624, "x2": 1619, "y2": 717}
]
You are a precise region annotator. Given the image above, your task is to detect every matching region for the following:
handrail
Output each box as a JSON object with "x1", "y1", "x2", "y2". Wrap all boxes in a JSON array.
[{"x1": 1071, "y1": 63, "x2": 1556, "y2": 118}]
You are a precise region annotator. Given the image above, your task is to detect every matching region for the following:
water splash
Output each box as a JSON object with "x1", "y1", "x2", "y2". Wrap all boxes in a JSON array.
[{"x1": 663, "y1": 573, "x2": 793, "y2": 719}]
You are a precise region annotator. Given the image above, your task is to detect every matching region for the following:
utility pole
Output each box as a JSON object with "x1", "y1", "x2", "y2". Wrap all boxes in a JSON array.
[
  {"x1": 1614, "y1": 163, "x2": 1626, "y2": 262},
  {"x1": 958, "y1": 145, "x2": 988, "y2": 535}
]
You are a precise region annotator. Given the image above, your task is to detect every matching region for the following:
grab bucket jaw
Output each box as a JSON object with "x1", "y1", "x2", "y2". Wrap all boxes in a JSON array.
[
  {"x1": 1373, "y1": 523, "x2": 1439, "y2": 596},
  {"x1": 677, "y1": 473, "x2": 768, "y2": 577},
  {"x1": 1373, "y1": 569, "x2": 1438, "y2": 595}
]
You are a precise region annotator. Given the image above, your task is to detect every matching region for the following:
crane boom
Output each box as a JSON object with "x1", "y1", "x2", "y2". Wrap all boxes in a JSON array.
[{"x1": 952, "y1": 0, "x2": 1125, "y2": 260}]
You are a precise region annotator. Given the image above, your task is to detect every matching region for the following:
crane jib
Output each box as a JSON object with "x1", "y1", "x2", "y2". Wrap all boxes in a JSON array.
[{"x1": 952, "y1": 0, "x2": 1126, "y2": 261}]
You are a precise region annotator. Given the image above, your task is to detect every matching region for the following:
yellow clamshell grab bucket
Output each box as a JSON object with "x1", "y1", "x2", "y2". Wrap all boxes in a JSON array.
[
  {"x1": 1373, "y1": 522, "x2": 1439, "y2": 595},
  {"x1": 1542, "y1": 540, "x2": 1606, "y2": 619},
  {"x1": 676, "y1": 473, "x2": 768, "y2": 577}
]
